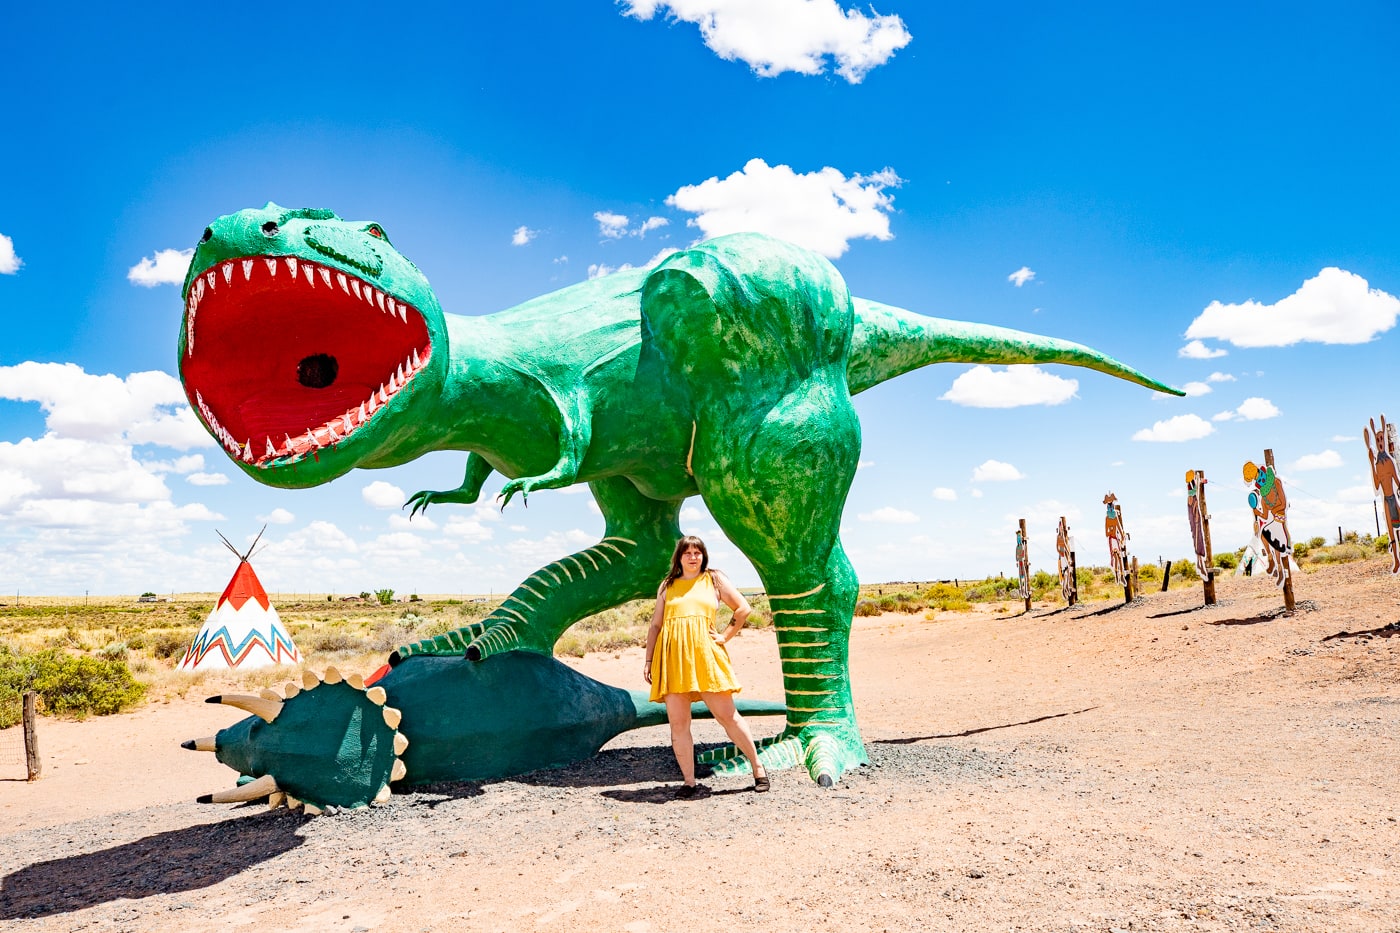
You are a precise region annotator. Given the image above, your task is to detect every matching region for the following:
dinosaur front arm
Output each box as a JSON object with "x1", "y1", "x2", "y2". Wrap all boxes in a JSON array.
[
  {"x1": 496, "y1": 387, "x2": 593, "y2": 508},
  {"x1": 404, "y1": 452, "x2": 495, "y2": 518}
]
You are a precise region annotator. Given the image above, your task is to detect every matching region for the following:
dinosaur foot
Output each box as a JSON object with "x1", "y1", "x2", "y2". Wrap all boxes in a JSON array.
[
  {"x1": 185, "y1": 667, "x2": 409, "y2": 815},
  {"x1": 697, "y1": 726, "x2": 867, "y2": 786}
]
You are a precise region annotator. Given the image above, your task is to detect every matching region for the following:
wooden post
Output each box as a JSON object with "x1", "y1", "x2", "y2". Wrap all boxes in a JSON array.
[
  {"x1": 1129, "y1": 556, "x2": 1139, "y2": 602},
  {"x1": 1019, "y1": 519, "x2": 1031, "y2": 612},
  {"x1": 1197, "y1": 468, "x2": 1217, "y2": 606},
  {"x1": 1161, "y1": 559, "x2": 1171, "y2": 593},
  {"x1": 22, "y1": 691, "x2": 40, "y2": 782},
  {"x1": 1068, "y1": 550, "x2": 1078, "y2": 607},
  {"x1": 1264, "y1": 448, "x2": 1296, "y2": 611}
]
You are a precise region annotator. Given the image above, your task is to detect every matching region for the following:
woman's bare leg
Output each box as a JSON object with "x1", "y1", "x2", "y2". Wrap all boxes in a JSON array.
[
  {"x1": 664, "y1": 693, "x2": 696, "y2": 785},
  {"x1": 700, "y1": 691, "x2": 765, "y2": 779}
]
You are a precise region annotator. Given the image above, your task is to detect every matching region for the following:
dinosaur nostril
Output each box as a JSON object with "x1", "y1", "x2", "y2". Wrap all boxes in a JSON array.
[
  {"x1": 201, "y1": 227, "x2": 213, "y2": 244},
  {"x1": 261, "y1": 220, "x2": 280, "y2": 237},
  {"x1": 297, "y1": 354, "x2": 338, "y2": 389}
]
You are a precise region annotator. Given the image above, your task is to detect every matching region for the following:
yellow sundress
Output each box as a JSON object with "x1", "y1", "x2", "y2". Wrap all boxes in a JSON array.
[{"x1": 649, "y1": 571, "x2": 741, "y2": 702}]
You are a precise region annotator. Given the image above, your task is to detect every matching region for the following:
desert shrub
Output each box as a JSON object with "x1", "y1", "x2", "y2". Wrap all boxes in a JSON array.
[
  {"x1": 925, "y1": 583, "x2": 962, "y2": 601},
  {"x1": 1343, "y1": 530, "x2": 1360, "y2": 544},
  {"x1": 1176, "y1": 560, "x2": 1200, "y2": 582},
  {"x1": 1375, "y1": 535, "x2": 1390, "y2": 552},
  {"x1": 140, "y1": 592, "x2": 156, "y2": 599},
  {"x1": 0, "y1": 647, "x2": 145, "y2": 718},
  {"x1": 0, "y1": 685, "x2": 20, "y2": 729},
  {"x1": 854, "y1": 600, "x2": 881, "y2": 617},
  {"x1": 1311, "y1": 543, "x2": 1366, "y2": 564},
  {"x1": 1309, "y1": 536, "x2": 1325, "y2": 549},
  {"x1": 876, "y1": 596, "x2": 898, "y2": 612},
  {"x1": 1214, "y1": 551, "x2": 1238, "y2": 570},
  {"x1": 1138, "y1": 563, "x2": 1161, "y2": 582},
  {"x1": 304, "y1": 628, "x2": 364, "y2": 653},
  {"x1": 147, "y1": 629, "x2": 194, "y2": 660},
  {"x1": 374, "y1": 589, "x2": 395, "y2": 605},
  {"x1": 97, "y1": 641, "x2": 128, "y2": 660},
  {"x1": 1293, "y1": 541, "x2": 1311, "y2": 560}
]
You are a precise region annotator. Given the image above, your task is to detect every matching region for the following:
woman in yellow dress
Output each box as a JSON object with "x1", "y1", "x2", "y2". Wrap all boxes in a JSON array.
[{"x1": 644, "y1": 535, "x2": 769, "y2": 797}]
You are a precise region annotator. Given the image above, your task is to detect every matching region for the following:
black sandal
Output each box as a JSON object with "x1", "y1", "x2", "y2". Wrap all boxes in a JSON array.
[
  {"x1": 753, "y1": 769, "x2": 770, "y2": 793},
  {"x1": 675, "y1": 783, "x2": 699, "y2": 799}
]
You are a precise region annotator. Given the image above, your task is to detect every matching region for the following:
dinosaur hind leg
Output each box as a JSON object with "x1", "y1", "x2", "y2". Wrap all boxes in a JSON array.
[
  {"x1": 394, "y1": 476, "x2": 680, "y2": 663},
  {"x1": 692, "y1": 388, "x2": 867, "y2": 786}
]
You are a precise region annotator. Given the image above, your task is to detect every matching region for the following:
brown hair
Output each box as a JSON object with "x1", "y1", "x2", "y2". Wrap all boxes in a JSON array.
[{"x1": 664, "y1": 535, "x2": 709, "y2": 587}]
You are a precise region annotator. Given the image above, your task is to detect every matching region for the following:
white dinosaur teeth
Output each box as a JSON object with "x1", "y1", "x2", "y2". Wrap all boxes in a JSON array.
[
  {"x1": 387, "y1": 372, "x2": 398, "y2": 392},
  {"x1": 303, "y1": 264, "x2": 316, "y2": 286},
  {"x1": 222, "y1": 263, "x2": 233, "y2": 284},
  {"x1": 242, "y1": 259, "x2": 254, "y2": 281},
  {"x1": 242, "y1": 440, "x2": 253, "y2": 462},
  {"x1": 396, "y1": 362, "x2": 405, "y2": 383},
  {"x1": 285, "y1": 257, "x2": 298, "y2": 277},
  {"x1": 351, "y1": 280, "x2": 362, "y2": 299},
  {"x1": 265, "y1": 258, "x2": 278, "y2": 277},
  {"x1": 359, "y1": 402, "x2": 368, "y2": 423},
  {"x1": 397, "y1": 305, "x2": 407, "y2": 323},
  {"x1": 412, "y1": 348, "x2": 420, "y2": 369},
  {"x1": 206, "y1": 271, "x2": 216, "y2": 290},
  {"x1": 378, "y1": 385, "x2": 389, "y2": 404},
  {"x1": 342, "y1": 413, "x2": 354, "y2": 433},
  {"x1": 266, "y1": 438, "x2": 276, "y2": 458},
  {"x1": 387, "y1": 298, "x2": 397, "y2": 315},
  {"x1": 319, "y1": 267, "x2": 331, "y2": 287},
  {"x1": 194, "y1": 279, "x2": 205, "y2": 302},
  {"x1": 327, "y1": 423, "x2": 341, "y2": 442},
  {"x1": 376, "y1": 291, "x2": 386, "y2": 311},
  {"x1": 337, "y1": 273, "x2": 349, "y2": 294}
]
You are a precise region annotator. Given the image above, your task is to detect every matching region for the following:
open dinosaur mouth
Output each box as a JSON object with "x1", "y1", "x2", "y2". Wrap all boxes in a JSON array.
[{"x1": 181, "y1": 256, "x2": 432, "y2": 468}]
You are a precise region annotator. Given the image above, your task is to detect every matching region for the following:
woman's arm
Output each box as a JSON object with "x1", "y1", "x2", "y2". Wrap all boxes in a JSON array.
[
  {"x1": 710, "y1": 569, "x2": 753, "y2": 644},
  {"x1": 642, "y1": 584, "x2": 666, "y2": 683}
]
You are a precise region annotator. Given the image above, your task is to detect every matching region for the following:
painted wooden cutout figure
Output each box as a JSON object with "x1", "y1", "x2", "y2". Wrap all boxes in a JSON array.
[
  {"x1": 1056, "y1": 516, "x2": 1076, "y2": 605},
  {"x1": 1185, "y1": 470, "x2": 1210, "y2": 578},
  {"x1": 1103, "y1": 493, "x2": 1129, "y2": 586},
  {"x1": 1243, "y1": 460, "x2": 1292, "y2": 589},
  {"x1": 1015, "y1": 527, "x2": 1031, "y2": 602},
  {"x1": 1364, "y1": 415, "x2": 1400, "y2": 574}
]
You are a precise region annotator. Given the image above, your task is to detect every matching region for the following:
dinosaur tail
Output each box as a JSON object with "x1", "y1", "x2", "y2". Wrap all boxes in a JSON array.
[
  {"x1": 847, "y1": 298, "x2": 1183, "y2": 397},
  {"x1": 627, "y1": 691, "x2": 788, "y2": 729}
]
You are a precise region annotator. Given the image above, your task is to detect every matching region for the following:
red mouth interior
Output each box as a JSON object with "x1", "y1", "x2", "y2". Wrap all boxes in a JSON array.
[{"x1": 182, "y1": 257, "x2": 431, "y2": 465}]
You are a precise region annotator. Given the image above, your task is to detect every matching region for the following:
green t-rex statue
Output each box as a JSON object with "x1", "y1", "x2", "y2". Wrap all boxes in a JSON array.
[{"x1": 180, "y1": 203, "x2": 1179, "y2": 792}]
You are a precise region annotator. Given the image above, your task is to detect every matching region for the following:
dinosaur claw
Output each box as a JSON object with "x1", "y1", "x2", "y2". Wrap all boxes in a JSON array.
[
  {"x1": 817, "y1": 773, "x2": 834, "y2": 788},
  {"x1": 465, "y1": 645, "x2": 483, "y2": 662}
]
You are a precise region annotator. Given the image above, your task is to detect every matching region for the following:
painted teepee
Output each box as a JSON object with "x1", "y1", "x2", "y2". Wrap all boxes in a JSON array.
[{"x1": 180, "y1": 528, "x2": 300, "y2": 671}]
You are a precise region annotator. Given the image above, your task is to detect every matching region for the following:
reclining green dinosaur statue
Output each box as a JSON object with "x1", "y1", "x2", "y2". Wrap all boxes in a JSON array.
[{"x1": 179, "y1": 204, "x2": 1180, "y2": 808}]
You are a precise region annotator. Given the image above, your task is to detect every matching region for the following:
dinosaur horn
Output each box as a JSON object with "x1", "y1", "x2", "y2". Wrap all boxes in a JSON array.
[
  {"x1": 205, "y1": 693, "x2": 283, "y2": 722},
  {"x1": 181, "y1": 736, "x2": 217, "y2": 752},
  {"x1": 197, "y1": 773, "x2": 280, "y2": 804}
]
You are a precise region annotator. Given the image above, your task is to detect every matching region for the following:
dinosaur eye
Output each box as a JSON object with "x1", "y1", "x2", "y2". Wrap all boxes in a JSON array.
[
  {"x1": 200, "y1": 227, "x2": 213, "y2": 244},
  {"x1": 261, "y1": 221, "x2": 280, "y2": 237},
  {"x1": 367, "y1": 224, "x2": 386, "y2": 239},
  {"x1": 297, "y1": 354, "x2": 339, "y2": 389}
]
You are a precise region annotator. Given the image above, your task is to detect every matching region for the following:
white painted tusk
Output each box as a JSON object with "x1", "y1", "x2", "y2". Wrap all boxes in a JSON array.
[
  {"x1": 207, "y1": 694, "x2": 283, "y2": 722},
  {"x1": 182, "y1": 735, "x2": 217, "y2": 752},
  {"x1": 198, "y1": 773, "x2": 281, "y2": 804}
]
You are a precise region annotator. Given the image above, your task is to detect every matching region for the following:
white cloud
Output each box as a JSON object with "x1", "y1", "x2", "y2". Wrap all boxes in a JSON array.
[
  {"x1": 666, "y1": 158, "x2": 900, "y2": 259},
  {"x1": 1207, "y1": 372, "x2": 1236, "y2": 383},
  {"x1": 1005, "y1": 499, "x2": 1081, "y2": 529},
  {"x1": 1331, "y1": 434, "x2": 1358, "y2": 443},
  {"x1": 680, "y1": 505, "x2": 705, "y2": 521},
  {"x1": 620, "y1": 0, "x2": 911, "y2": 83},
  {"x1": 553, "y1": 255, "x2": 568, "y2": 264},
  {"x1": 857, "y1": 458, "x2": 874, "y2": 469},
  {"x1": 1181, "y1": 381, "x2": 1212, "y2": 396},
  {"x1": 970, "y1": 488, "x2": 984, "y2": 498},
  {"x1": 127, "y1": 248, "x2": 193, "y2": 287},
  {"x1": 141, "y1": 454, "x2": 205, "y2": 475},
  {"x1": 1292, "y1": 450, "x2": 1342, "y2": 471},
  {"x1": 1186, "y1": 268, "x2": 1400, "y2": 347},
  {"x1": 931, "y1": 487, "x2": 957, "y2": 501},
  {"x1": 362, "y1": 481, "x2": 406, "y2": 509},
  {"x1": 1178, "y1": 339, "x2": 1228, "y2": 359},
  {"x1": 259, "y1": 507, "x2": 295, "y2": 525},
  {"x1": 595, "y1": 211, "x2": 630, "y2": 239},
  {"x1": 511, "y1": 225, "x2": 537, "y2": 246},
  {"x1": 0, "y1": 233, "x2": 21, "y2": 274},
  {"x1": 388, "y1": 512, "x2": 437, "y2": 531},
  {"x1": 587, "y1": 247, "x2": 679, "y2": 280},
  {"x1": 972, "y1": 460, "x2": 1024, "y2": 482},
  {"x1": 1007, "y1": 266, "x2": 1035, "y2": 287},
  {"x1": 857, "y1": 506, "x2": 919, "y2": 524},
  {"x1": 0, "y1": 363, "x2": 210, "y2": 447},
  {"x1": 1232, "y1": 397, "x2": 1281, "y2": 421},
  {"x1": 940, "y1": 365, "x2": 1078, "y2": 408},
  {"x1": 636, "y1": 216, "x2": 669, "y2": 236},
  {"x1": 1131, "y1": 414, "x2": 1215, "y2": 442},
  {"x1": 186, "y1": 472, "x2": 229, "y2": 486}
]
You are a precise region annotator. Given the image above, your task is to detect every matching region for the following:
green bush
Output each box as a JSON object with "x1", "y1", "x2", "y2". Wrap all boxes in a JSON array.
[
  {"x1": 854, "y1": 600, "x2": 881, "y2": 617},
  {"x1": 0, "y1": 646, "x2": 145, "y2": 719},
  {"x1": 1308, "y1": 536, "x2": 1325, "y2": 549},
  {"x1": 1293, "y1": 541, "x2": 1311, "y2": 560},
  {"x1": 1376, "y1": 535, "x2": 1390, "y2": 552},
  {"x1": 1176, "y1": 560, "x2": 1200, "y2": 582},
  {"x1": 1138, "y1": 563, "x2": 1161, "y2": 582},
  {"x1": 1213, "y1": 551, "x2": 1238, "y2": 570},
  {"x1": 375, "y1": 589, "x2": 396, "y2": 605}
]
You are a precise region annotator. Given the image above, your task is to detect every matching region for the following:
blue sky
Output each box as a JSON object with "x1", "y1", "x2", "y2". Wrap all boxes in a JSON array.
[{"x1": 1, "y1": 1, "x2": 1397, "y2": 596}]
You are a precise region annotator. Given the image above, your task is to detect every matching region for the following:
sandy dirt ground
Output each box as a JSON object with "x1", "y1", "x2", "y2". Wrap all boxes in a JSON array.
[{"x1": 0, "y1": 560, "x2": 1396, "y2": 932}]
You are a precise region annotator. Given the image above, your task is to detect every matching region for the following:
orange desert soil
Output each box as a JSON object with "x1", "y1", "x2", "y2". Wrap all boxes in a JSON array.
[{"x1": 0, "y1": 560, "x2": 1396, "y2": 932}]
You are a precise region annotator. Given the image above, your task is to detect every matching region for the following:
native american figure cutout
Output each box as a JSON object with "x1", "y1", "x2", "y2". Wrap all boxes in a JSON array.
[
  {"x1": 1185, "y1": 470, "x2": 1210, "y2": 578},
  {"x1": 1364, "y1": 415, "x2": 1400, "y2": 574},
  {"x1": 1015, "y1": 527, "x2": 1031, "y2": 602},
  {"x1": 1243, "y1": 460, "x2": 1292, "y2": 589},
  {"x1": 1103, "y1": 493, "x2": 1129, "y2": 586},
  {"x1": 1056, "y1": 516, "x2": 1076, "y2": 605}
]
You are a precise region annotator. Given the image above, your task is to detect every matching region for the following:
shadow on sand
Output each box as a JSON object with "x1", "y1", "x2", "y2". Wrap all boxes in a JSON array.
[
  {"x1": 1321, "y1": 622, "x2": 1400, "y2": 642},
  {"x1": 0, "y1": 811, "x2": 304, "y2": 920},
  {"x1": 874, "y1": 706, "x2": 1100, "y2": 744}
]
